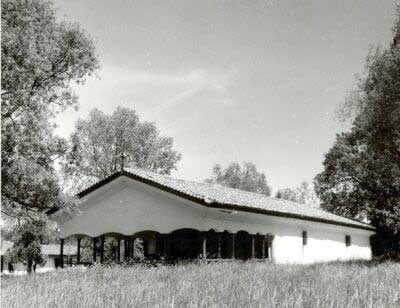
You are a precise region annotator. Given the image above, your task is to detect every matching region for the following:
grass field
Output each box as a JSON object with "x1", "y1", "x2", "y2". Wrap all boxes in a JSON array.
[{"x1": 1, "y1": 261, "x2": 400, "y2": 308}]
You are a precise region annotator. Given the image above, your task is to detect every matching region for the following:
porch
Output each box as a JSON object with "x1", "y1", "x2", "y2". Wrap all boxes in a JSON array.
[{"x1": 59, "y1": 229, "x2": 275, "y2": 266}]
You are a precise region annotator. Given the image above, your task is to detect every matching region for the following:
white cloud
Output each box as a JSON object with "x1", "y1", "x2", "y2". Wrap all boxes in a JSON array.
[
  {"x1": 107, "y1": 67, "x2": 234, "y2": 91},
  {"x1": 99, "y1": 66, "x2": 236, "y2": 112},
  {"x1": 61, "y1": 66, "x2": 236, "y2": 135}
]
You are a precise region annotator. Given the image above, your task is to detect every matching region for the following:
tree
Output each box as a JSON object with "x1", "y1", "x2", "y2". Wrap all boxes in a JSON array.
[
  {"x1": 314, "y1": 8, "x2": 400, "y2": 256},
  {"x1": 275, "y1": 188, "x2": 296, "y2": 202},
  {"x1": 275, "y1": 182, "x2": 320, "y2": 208},
  {"x1": 63, "y1": 107, "x2": 182, "y2": 189},
  {"x1": 1, "y1": 0, "x2": 99, "y2": 220},
  {"x1": 205, "y1": 162, "x2": 271, "y2": 196},
  {"x1": 5, "y1": 221, "x2": 48, "y2": 273}
]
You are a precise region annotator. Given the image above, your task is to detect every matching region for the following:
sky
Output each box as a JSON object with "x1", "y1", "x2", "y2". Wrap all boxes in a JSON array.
[{"x1": 54, "y1": 0, "x2": 396, "y2": 192}]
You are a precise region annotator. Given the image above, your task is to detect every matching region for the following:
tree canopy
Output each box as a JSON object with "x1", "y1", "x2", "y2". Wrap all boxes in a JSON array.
[
  {"x1": 314, "y1": 7, "x2": 400, "y2": 256},
  {"x1": 275, "y1": 182, "x2": 320, "y2": 208},
  {"x1": 63, "y1": 107, "x2": 182, "y2": 189},
  {"x1": 1, "y1": 0, "x2": 99, "y2": 220},
  {"x1": 4, "y1": 220, "x2": 48, "y2": 273},
  {"x1": 205, "y1": 162, "x2": 271, "y2": 196}
]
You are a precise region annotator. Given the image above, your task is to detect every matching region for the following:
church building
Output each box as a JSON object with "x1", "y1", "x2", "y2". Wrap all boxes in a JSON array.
[{"x1": 51, "y1": 168, "x2": 375, "y2": 265}]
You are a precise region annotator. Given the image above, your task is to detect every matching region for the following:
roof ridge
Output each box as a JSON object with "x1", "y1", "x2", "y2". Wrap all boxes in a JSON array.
[
  {"x1": 123, "y1": 168, "x2": 372, "y2": 226},
  {"x1": 62, "y1": 167, "x2": 375, "y2": 231},
  {"x1": 126, "y1": 167, "x2": 275, "y2": 199}
]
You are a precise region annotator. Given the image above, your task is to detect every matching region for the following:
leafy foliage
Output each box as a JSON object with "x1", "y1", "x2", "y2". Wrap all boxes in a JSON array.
[
  {"x1": 63, "y1": 107, "x2": 182, "y2": 190},
  {"x1": 1, "y1": 0, "x2": 99, "y2": 220},
  {"x1": 275, "y1": 181, "x2": 320, "y2": 207},
  {"x1": 314, "y1": 8, "x2": 400, "y2": 255},
  {"x1": 4, "y1": 221, "x2": 48, "y2": 273},
  {"x1": 206, "y1": 162, "x2": 271, "y2": 196}
]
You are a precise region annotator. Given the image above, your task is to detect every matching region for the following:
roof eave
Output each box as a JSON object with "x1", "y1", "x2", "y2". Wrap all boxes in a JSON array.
[{"x1": 50, "y1": 170, "x2": 376, "y2": 232}]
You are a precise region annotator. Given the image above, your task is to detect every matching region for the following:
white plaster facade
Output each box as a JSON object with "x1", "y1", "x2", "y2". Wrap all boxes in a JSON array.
[{"x1": 56, "y1": 175, "x2": 374, "y2": 264}]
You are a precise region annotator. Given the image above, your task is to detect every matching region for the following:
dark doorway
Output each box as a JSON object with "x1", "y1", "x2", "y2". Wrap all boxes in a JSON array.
[
  {"x1": 205, "y1": 230, "x2": 219, "y2": 259},
  {"x1": 235, "y1": 231, "x2": 252, "y2": 260},
  {"x1": 220, "y1": 231, "x2": 233, "y2": 258},
  {"x1": 170, "y1": 229, "x2": 202, "y2": 260},
  {"x1": 254, "y1": 234, "x2": 265, "y2": 259}
]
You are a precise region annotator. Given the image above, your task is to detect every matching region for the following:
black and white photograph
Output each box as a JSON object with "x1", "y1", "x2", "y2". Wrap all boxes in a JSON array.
[{"x1": 1, "y1": 0, "x2": 399, "y2": 307}]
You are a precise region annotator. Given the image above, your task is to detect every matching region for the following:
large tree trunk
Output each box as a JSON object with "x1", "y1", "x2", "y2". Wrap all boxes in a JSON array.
[
  {"x1": 370, "y1": 226, "x2": 400, "y2": 258},
  {"x1": 27, "y1": 259, "x2": 33, "y2": 274}
]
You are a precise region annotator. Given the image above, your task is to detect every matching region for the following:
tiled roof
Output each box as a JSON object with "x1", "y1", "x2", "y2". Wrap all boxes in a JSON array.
[{"x1": 77, "y1": 168, "x2": 375, "y2": 231}]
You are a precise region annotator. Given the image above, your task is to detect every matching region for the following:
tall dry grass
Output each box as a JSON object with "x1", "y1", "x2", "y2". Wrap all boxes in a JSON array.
[{"x1": 1, "y1": 261, "x2": 399, "y2": 308}]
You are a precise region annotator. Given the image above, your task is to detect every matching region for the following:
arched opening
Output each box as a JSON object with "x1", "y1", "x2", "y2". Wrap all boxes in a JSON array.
[
  {"x1": 61, "y1": 230, "x2": 274, "y2": 264},
  {"x1": 62, "y1": 234, "x2": 94, "y2": 266},
  {"x1": 235, "y1": 231, "x2": 252, "y2": 260},
  {"x1": 169, "y1": 229, "x2": 202, "y2": 260},
  {"x1": 123, "y1": 231, "x2": 161, "y2": 261},
  {"x1": 220, "y1": 230, "x2": 233, "y2": 259},
  {"x1": 90, "y1": 233, "x2": 123, "y2": 264},
  {"x1": 204, "y1": 229, "x2": 219, "y2": 259},
  {"x1": 133, "y1": 237, "x2": 144, "y2": 259},
  {"x1": 254, "y1": 234, "x2": 265, "y2": 259},
  {"x1": 104, "y1": 235, "x2": 122, "y2": 263}
]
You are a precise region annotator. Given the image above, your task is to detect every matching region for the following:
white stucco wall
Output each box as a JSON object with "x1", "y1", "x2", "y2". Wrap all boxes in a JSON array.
[
  {"x1": 273, "y1": 224, "x2": 372, "y2": 264},
  {"x1": 44, "y1": 256, "x2": 56, "y2": 269},
  {"x1": 56, "y1": 176, "x2": 374, "y2": 264}
]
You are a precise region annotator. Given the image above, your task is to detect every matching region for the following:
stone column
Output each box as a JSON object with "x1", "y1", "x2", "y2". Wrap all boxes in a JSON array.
[
  {"x1": 92, "y1": 237, "x2": 97, "y2": 263},
  {"x1": 251, "y1": 236, "x2": 255, "y2": 259},
  {"x1": 130, "y1": 238, "x2": 134, "y2": 258},
  {"x1": 77, "y1": 238, "x2": 81, "y2": 264},
  {"x1": 100, "y1": 235, "x2": 105, "y2": 264},
  {"x1": 262, "y1": 236, "x2": 266, "y2": 260},
  {"x1": 202, "y1": 236, "x2": 207, "y2": 260},
  {"x1": 266, "y1": 234, "x2": 275, "y2": 260},
  {"x1": 270, "y1": 235, "x2": 274, "y2": 259},
  {"x1": 231, "y1": 233, "x2": 235, "y2": 259},
  {"x1": 268, "y1": 244, "x2": 272, "y2": 259},
  {"x1": 117, "y1": 240, "x2": 121, "y2": 262},
  {"x1": 123, "y1": 237, "x2": 127, "y2": 260},
  {"x1": 217, "y1": 233, "x2": 222, "y2": 259},
  {"x1": 60, "y1": 238, "x2": 65, "y2": 268}
]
